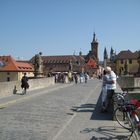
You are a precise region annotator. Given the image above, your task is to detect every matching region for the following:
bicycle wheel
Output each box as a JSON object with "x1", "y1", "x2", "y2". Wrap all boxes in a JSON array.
[
  {"x1": 133, "y1": 129, "x2": 140, "y2": 140},
  {"x1": 114, "y1": 107, "x2": 133, "y2": 130},
  {"x1": 131, "y1": 114, "x2": 140, "y2": 140}
]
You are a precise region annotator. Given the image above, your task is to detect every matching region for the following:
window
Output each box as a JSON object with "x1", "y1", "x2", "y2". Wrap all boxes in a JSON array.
[
  {"x1": 7, "y1": 72, "x2": 10, "y2": 75},
  {"x1": 129, "y1": 59, "x2": 132, "y2": 64},
  {"x1": 76, "y1": 61, "x2": 80, "y2": 65},
  {"x1": 7, "y1": 77, "x2": 10, "y2": 81},
  {"x1": 120, "y1": 60, "x2": 123, "y2": 64}
]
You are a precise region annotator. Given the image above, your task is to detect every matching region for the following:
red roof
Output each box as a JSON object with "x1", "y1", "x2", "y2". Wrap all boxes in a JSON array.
[
  {"x1": 0, "y1": 55, "x2": 34, "y2": 72},
  {"x1": 42, "y1": 55, "x2": 85, "y2": 63},
  {"x1": 86, "y1": 58, "x2": 97, "y2": 68}
]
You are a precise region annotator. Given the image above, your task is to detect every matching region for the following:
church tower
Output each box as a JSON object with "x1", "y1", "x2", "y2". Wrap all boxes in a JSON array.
[
  {"x1": 85, "y1": 33, "x2": 99, "y2": 64},
  {"x1": 104, "y1": 47, "x2": 108, "y2": 68},
  {"x1": 91, "y1": 33, "x2": 99, "y2": 61},
  {"x1": 110, "y1": 47, "x2": 116, "y2": 61}
]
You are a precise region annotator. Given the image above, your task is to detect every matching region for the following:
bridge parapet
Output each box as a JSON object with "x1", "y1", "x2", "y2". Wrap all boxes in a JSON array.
[
  {"x1": 117, "y1": 76, "x2": 140, "y2": 91},
  {"x1": 0, "y1": 77, "x2": 55, "y2": 98}
]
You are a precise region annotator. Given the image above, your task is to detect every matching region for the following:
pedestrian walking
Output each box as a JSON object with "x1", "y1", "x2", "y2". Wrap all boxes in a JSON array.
[
  {"x1": 68, "y1": 71, "x2": 72, "y2": 83},
  {"x1": 84, "y1": 72, "x2": 88, "y2": 83},
  {"x1": 80, "y1": 72, "x2": 84, "y2": 83},
  {"x1": 21, "y1": 73, "x2": 29, "y2": 94},
  {"x1": 74, "y1": 73, "x2": 78, "y2": 84}
]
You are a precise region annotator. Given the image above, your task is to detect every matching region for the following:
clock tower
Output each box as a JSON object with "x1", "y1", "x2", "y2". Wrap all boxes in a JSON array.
[{"x1": 91, "y1": 33, "x2": 99, "y2": 61}]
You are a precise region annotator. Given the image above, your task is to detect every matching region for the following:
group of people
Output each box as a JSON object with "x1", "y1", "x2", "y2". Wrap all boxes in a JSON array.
[
  {"x1": 101, "y1": 66, "x2": 117, "y2": 113},
  {"x1": 54, "y1": 72, "x2": 66, "y2": 83},
  {"x1": 54, "y1": 72, "x2": 89, "y2": 84}
]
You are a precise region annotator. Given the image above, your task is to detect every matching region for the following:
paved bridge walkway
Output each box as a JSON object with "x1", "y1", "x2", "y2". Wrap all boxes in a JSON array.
[{"x1": 0, "y1": 79, "x2": 136, "y2": 140}]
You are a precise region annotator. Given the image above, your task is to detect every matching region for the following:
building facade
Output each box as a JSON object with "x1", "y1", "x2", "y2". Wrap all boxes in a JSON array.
[
  {"x1": 115, "y1": 50, "x2": 139, "y2": 76},
  {"x1": 103, "y1": 48, "x2": 140, "y2": 76},
  {"x1": 0, "y1": 56, "x2": 34, "y2": 82}
]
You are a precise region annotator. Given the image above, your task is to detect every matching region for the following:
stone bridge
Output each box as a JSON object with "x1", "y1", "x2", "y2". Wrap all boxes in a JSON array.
[{"x1": 0, "y1": 78, "x2": 138, "y2": 140}]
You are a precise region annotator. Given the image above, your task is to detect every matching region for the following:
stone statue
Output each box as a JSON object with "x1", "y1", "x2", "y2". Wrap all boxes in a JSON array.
[
  {"x1": 34, "y1": 52, "x2": 43, "y2": 77},
  {"x1": 69, "y1": 60, "x2": 73, "y2": 71}
]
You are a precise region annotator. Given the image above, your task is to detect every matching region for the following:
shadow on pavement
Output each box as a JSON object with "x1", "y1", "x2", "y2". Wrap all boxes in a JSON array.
[
  {"x1": 90, "y1": 135, "x2": 128, "y2": 140},
  {"x1": 91, "y1": 91, "x2": 114, "y2": 120},
  {"x1": 71, "y1": 91, "x2": 113, "y2": 120},
  {"x1": 71, "y1": 103, "x2": 96, "y2": 113},
  {"x1": 80, "y1": 126, "x2": 130, "y2": 140}
]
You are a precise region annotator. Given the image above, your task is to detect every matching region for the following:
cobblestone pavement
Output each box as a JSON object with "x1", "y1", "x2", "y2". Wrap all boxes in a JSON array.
[{"x1": 0, "y1": 79, "x2": 138, "y2": 140}]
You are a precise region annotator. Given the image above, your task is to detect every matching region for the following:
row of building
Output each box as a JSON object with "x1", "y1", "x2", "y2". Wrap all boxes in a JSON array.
[
  {"x1": 0, "y1": 33, "x2": 140, "y2": 82},
  {"x1": 104, "y1": 48, "x2": 140, "y2": 76}
]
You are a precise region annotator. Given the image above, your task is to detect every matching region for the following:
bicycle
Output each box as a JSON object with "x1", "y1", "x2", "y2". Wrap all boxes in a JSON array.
[
  {"x1": 113, "y1": 92, "x2": 128, "y2": 106},
  {"x1": 113, "y1": 92, "x2": 140, "y2": 140}
]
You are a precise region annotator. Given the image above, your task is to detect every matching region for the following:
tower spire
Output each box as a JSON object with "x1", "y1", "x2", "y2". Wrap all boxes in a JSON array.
[
  {"x1": 93, "y1": 32, "x2": 96, "y2": 42},
  {"x1": 104, "y1": 47, "x2": 108, "y2": 59},
  {"x1": 104, "y1": 47, "x2": 108, "y2": 68}
]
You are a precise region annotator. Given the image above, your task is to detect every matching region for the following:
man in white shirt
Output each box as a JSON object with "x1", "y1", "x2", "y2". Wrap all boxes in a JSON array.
[{"x1": 104, "y1": 66, "x2": 117, "y2": 112}]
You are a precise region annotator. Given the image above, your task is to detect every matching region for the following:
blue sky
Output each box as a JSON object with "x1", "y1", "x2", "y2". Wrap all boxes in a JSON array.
[{"x1": 0, "y1": 0, "x2": 140, "y2": 61}]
